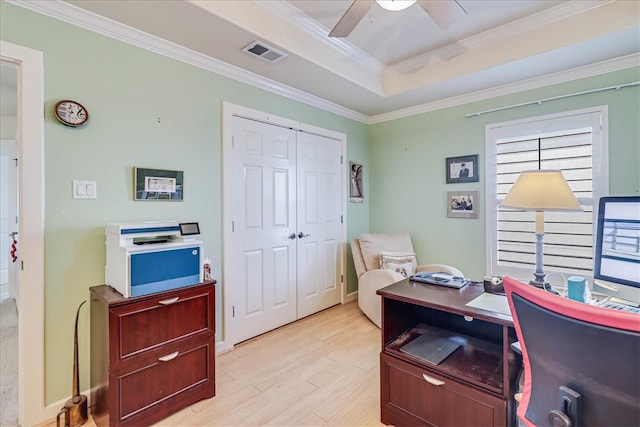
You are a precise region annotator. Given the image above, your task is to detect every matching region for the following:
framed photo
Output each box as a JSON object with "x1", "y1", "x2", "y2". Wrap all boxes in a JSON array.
[
  {"x1": 446, "y1": 154, "x2": 479, "y2": 184},
  {"x1": 134, "y1": 167, "x2": 183, "y2": 201},
  {"x1": 447, "y1": 191, "x2": 479, "y2": 219},
  {"x1": 350, "y1": 161, "x2": 364, "y2": 203}
]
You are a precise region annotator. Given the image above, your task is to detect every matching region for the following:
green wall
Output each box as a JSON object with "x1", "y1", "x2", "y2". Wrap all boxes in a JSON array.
[
  {"x1": 368, "y1": 67, "x2": 640, "y2": 280},
  {"x1": 1, "y1": 3, "x2": 369, "y2": 406},
  {"x1": 2, "y1": 1, "x2": 639, "y2": 411}
]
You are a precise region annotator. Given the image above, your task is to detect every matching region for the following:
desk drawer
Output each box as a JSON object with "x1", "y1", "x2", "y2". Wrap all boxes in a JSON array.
[
  {"x1": 381, "y1": 353, "x2": 506, "y2": 427},
  {"x1": 109, "y1": 285, "x2": 214, "y2": 365},
  {"x1": 111, "y1": 334, "x2": 215, "y2": 426}
]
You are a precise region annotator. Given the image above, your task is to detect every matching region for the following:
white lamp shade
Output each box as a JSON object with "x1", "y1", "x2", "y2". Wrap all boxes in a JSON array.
[
  {"x1": 376, "y1": 0, "x2": 416, "y2": 11},
  {"x1": 500, "y1": 170, "x2": 582, "y2": 211}
]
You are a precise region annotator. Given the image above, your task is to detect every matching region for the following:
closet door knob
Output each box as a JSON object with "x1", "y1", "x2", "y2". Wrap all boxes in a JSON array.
[
  {"x1": 288, "y1": 233, "x2": 296, "y2": 240},
  {"x1": 297, "y1": 232, "x2": 311, "y2": 239}
]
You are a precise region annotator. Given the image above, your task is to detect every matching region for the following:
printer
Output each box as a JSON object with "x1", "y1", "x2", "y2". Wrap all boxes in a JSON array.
[{"x1": 105, "y1": 221, "x2": 203, "y2": 298}]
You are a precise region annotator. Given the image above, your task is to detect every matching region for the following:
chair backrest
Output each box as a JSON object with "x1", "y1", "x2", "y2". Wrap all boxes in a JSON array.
[
  {"x1": 504, "y1": 276, "x2": 640, "y2": 427},
  {"x1": 351, "y1": 232, "x2": 415, "y2": 278}
]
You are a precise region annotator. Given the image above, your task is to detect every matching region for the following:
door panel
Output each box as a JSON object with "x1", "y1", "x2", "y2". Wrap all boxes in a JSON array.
[
  {"x1": 296, "y1": 132, "x2": 343, "y2": 318},
  {"x1": 244, "y1": 249, "x2": 263, "y2": 316},
  {"x1": 231, "y1": 117, "x2": 297, "y2": 343},
  {"x1": 244, "y1": 166, "x2": 262, "y2": 229}
]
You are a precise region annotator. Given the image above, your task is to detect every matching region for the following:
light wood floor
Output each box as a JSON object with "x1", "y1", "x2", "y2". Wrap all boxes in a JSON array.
[{"x1": 38, "y1": 301, "x2": 384, "y2": 427}]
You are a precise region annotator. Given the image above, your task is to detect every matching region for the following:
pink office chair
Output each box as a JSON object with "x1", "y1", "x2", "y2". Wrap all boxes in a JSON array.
[{"x1": 503, "y1": 276, "x2": 640, "y2": 427}]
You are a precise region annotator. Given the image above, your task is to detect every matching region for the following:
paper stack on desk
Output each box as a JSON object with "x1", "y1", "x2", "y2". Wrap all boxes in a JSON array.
[{"x1": 466, "y1": 293, "x2": 512, "y2": 317}]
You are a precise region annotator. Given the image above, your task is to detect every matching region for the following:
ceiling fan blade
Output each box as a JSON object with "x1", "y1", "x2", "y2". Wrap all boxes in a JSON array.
[
  {"x1": 417, "y1": 0, "x2": 467, "y2": 30},
  {"x1": 329, "y1": 0, "x2": 373, "y2": 38}
]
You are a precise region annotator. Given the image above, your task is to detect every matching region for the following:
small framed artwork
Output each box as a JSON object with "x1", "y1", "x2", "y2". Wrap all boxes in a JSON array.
[
  {"x1": 134, "y1": 167, "x2": 184, "y2": 201},
  {"x1": 446, "y1": 154, "x2": 479, "y2": 184},
  {"x1": 447, "y1": 191, "x2": 479, "y2": 219},
  {"x1": 350, "y1": 161, "x2": 364, "y2": 203}
]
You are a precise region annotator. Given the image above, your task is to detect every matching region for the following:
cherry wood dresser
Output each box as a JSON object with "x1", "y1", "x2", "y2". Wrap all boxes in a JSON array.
[{"x1": 90, "y1": 282, "x2": 216, "y2": 426}]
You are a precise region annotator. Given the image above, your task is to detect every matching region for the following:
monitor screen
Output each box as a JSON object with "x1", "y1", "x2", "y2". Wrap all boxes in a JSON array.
[{"x1": 593, "y1": 196, "x2": 640, "y2": 302}]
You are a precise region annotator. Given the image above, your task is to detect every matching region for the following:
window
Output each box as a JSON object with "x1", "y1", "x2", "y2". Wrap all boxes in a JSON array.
[{"x1": 485, "y1": 107, "x2": 608, "y2": 281}]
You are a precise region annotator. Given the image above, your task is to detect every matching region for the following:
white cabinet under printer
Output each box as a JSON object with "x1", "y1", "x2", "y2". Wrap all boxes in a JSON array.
[{"x1": 105, "y1": 221, "x2": 203, "y2": 297}]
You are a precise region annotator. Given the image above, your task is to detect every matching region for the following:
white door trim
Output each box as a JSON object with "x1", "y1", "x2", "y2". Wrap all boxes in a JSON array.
[
  {"x1": 221, "y1": 102, "x2": 347, "y2": 351},
  {"x1": 0, "y1": 40, "x2": 46, "y2": 426}
]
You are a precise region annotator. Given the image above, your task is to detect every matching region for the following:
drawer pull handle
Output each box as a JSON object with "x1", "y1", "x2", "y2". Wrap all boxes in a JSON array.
[
  {"x1": 158, "y1": 351, "x2": 179, "y2": 362},
  {"x1": 422, "y1": 373, "x2": 445, "y2": 386},
  {"x1": 158, "y1": 297, "x2": 180, "y2": 305}
]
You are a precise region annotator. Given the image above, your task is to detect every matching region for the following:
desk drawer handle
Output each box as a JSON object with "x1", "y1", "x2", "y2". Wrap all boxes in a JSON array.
[
  {"x1": 158, "y1": 351, "x2": 179, "y2": 362},
  {"x1": 423, "y1": 373, "x2": 445, "y2": 386},
  {"x1": 158, "y1": 297, "x2": 180, "y2": 305}
]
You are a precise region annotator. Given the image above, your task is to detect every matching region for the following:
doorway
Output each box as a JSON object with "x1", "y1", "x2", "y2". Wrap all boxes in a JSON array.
[
  {"x1": 1, "y1": 63, "x2": 18, "y2": 300},
  {"x1": 221, "y1": 102, "x2": 347, "y2": 349},
  {"x1": 0, "y1": 59, "x2": 19, "y2": 425},
  {"x1": 0, "y1": 40, "x2": 46, "y2": 426}
]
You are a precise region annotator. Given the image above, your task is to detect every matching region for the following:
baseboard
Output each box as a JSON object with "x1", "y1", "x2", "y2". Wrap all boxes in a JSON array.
[
  {"x1": 344, "y1": 290, "x2": 357, "y2": 303},
  {"x1": 215, "y1": 340, "x2": 233, "y2": 354}
]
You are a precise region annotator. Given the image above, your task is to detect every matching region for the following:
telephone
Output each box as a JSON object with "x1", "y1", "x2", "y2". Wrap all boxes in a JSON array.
[{"x1": 483, "y1": 276, "x2": 504, "y2": 294}]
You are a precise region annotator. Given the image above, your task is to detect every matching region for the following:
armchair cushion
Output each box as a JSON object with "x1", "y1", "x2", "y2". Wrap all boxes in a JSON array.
[
  {"x1": 379, "y1": 252, "x2": 417, "y2": 278},
  {"x1": 359, "y1": 231, "x2": 414, "y2": 272}
]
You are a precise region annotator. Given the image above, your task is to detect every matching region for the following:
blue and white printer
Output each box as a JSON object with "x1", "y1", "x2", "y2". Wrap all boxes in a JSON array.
[{"x1": 105, "y1": 221, "x2": 203, "y2": 297}]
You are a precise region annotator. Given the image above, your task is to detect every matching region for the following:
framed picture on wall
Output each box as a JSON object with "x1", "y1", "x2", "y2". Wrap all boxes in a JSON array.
[
  {"x1": 446, "y1": 154, "x2": 479, "y2": 184},
  {"x1": 447, "y1": 191, "x2": 479, "y2": 219},
  {"x1": 134, "y1": 167, "x2": 183, "y2": 201},
  {"x1": 350, "y1": 161, "x2": 364, "y2": 203}
]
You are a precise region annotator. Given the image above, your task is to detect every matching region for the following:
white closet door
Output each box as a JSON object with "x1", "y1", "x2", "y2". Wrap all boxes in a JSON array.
[
  {"x1": 230, "y1": 116, "x2": 297, "y2": 344},
  {"x1": 296, "y1": 131, "x2": 343, "y2": 318}
]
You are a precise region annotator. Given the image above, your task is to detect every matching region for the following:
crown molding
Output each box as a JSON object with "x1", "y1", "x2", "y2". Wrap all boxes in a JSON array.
[
  {"x1": 369, "y1": 53, "x2": 640, "y2": 124},
  {"x1": 7, "y1": 0, "x2": 637, "y2": 126},
  {"x1": 390, "y1": 0, "x2": 614, "y2": 71},
  {"x1": 8, "y1": 0, "x2": 369, "y2": 123},
  {"x1": 256, "y1": 0, "x2": 384, "y2": 75},
  {"x1": 459, "y1": 0, "x2": 613, "y2": 52}
]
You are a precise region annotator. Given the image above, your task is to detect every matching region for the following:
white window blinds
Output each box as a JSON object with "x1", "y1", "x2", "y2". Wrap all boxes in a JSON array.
[
  {"x1": 486, "y1": 107, "x2": 607, "y2": 280},
  {"x1": 496, "y1": 130, "x2": 594, "y2": 276}
]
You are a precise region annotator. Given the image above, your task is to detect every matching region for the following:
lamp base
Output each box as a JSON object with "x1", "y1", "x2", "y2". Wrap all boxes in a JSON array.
[{"x1": 529, "y1": 277, "x2": 560, "y2": 295}]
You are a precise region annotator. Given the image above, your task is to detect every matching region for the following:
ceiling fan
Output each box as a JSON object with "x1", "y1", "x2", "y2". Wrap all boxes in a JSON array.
[{"x1": 329, "y1": 0, "x2": 467, "y2": 38}]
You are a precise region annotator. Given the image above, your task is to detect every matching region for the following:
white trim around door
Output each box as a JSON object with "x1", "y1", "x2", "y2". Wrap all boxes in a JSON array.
[{"x1": 0, "y1": 40, "x2": 46, "y2": 426}]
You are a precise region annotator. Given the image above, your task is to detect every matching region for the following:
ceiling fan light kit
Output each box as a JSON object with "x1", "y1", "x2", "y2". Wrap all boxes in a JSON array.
[
  {"x1": 376, "y1": 0, "x2": 416, "y2": 12},
  {"x1": 330, "y1": 0, "x2": 466, "y2": 38}
]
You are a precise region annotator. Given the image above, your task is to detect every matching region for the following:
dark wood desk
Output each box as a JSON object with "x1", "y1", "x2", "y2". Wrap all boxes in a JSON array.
[{"x1": 378, "y1": 279, "x2": 520, "y2": 427}]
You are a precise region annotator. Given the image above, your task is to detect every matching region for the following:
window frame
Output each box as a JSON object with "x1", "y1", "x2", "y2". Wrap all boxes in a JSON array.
[{"x1": 485, "y1": 106, "x2": 609, "y2": 282}]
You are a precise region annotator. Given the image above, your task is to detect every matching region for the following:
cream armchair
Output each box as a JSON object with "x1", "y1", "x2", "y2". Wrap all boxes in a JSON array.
[{"x1": 352, "y1": 231, "x2": 464, "y2": 328}]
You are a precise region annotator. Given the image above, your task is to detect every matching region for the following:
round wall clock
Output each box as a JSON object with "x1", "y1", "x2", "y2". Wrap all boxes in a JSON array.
[{"x1": 54, "y1": 100, "x2": 89, "y2": 127}]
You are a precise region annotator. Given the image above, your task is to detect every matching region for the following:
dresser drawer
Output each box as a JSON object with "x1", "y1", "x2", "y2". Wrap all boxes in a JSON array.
[
  {"x1": 110, "y1": 334, "x2": 215, "y2": 426},
  {"x1": 109, "y1": 285, "x2": 214, "y2": 366},
  {"x1": 381, "y1": 353, "x2": 506, "y2": 427}
]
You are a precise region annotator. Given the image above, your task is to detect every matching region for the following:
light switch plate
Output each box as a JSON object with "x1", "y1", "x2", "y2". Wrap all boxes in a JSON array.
[{"x1": 73, "y1": 180, "x2": 97, "y2": 199}]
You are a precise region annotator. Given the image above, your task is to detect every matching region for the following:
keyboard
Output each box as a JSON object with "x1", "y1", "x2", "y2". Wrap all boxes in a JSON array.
[{"x1": 595, "y1": 299, "x2": 640, "y2": 314}]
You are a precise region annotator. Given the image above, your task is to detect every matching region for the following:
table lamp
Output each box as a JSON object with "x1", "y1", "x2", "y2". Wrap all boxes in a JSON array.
[{"x1": 500, "y1": 170, "x2": 582, "y2": 293}]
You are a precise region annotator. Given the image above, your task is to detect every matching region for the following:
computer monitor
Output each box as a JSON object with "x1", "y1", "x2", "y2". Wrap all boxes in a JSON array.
[{"x1": 593, "y1": 196, "x2": 640, "y2": 305}]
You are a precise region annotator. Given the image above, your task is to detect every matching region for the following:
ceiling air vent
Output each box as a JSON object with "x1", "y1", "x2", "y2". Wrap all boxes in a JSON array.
[{"x1": 242, "y1": 41, "x2": 287, "y2": 64}]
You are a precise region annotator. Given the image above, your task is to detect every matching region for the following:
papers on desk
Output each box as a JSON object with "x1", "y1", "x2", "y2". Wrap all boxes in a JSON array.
[{"x1": 466, "y1": 293, "x2": 512, "y2": 317}]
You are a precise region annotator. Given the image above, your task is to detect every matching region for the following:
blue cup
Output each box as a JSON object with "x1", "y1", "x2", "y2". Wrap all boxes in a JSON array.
[{"x1": 567, "y1": 276, "x2": 587, "y2": 302}]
